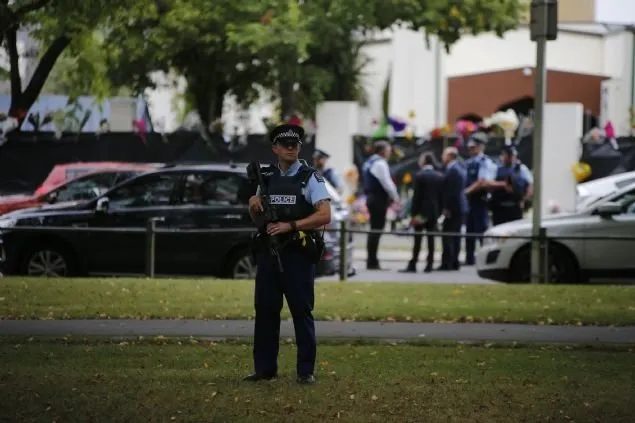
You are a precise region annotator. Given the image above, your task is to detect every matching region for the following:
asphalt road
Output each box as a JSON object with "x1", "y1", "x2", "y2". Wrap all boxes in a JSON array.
[{"x1": 2, "y1": 319, "x2": 634, "y2": 344}]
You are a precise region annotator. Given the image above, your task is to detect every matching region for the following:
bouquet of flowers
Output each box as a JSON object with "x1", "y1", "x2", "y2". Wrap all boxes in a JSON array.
[
  {"x1": 482, "y1": 109, "x2": 519, "y2": 143},
  {"x1": 455, "y1": 120, "x2": 477, "y2": 140},
  {"x1": 429, "y1": 123, "x2": 452, "y2": 139}
]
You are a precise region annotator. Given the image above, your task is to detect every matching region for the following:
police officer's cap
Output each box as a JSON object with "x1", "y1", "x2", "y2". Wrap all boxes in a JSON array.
[
  {"x1": 502, "y1": 144, "x2": 518, "y2": 155},
  {"x1": 466, "y1": 132, "x2": 488, "y2": 147},
  {"x1": 270, "y1": 124, "x2": 304, "y2": 145},
  {"x1": 312, "y1": 149, "x2": 330, "y2": 159}
]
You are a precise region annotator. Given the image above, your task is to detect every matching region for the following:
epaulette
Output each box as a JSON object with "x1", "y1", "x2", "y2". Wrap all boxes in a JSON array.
[{"x1": 297, "y1": 164, "x2": 319, "y2": 186}]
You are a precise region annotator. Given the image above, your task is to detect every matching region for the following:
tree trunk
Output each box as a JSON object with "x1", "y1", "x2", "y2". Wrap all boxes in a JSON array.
[
  {"x1": 279, "y1": 79, "x2": 295, "y2": 121},
  {"x1": 191, "y1": 78, "x2": 227, "y2": 131},
  {"x1": 8, "y1": 34, "x2": 71, "y2": 125}
]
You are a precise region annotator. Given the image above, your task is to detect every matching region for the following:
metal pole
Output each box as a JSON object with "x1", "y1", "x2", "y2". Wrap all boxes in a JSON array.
[
  {"x1": 338, "y1": 220, "x2": 348, "y2": 282},
  {"x1": 434, "y1": 37, "x2": 442, "y2": 127},
  {"x1": 145, "y1": 218, "x2": 157, "y2": 278},
  {"x1": 531, "y1": 5, "x2": 549, "y2": 283},
  {"x1": 540, "y1": 227, "x2": 549, "y2": 284}
]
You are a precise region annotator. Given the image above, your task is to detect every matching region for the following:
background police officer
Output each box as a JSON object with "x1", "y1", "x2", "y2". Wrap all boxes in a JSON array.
[
  {"x1": 362, "y1": 141, "x2": 401, "y2": 270},
  {"x1": 246, "y1": 124, "x2": 331, "y2": 385},
  {"x1": 463, "y1": 132, "x2": 496, "y2": 266},
  {"x1": 312, "y1": 149, "x2": 343, "y2": 193},
  {"x1": 487, "y1": 144, "x2": 534, "y2": 225}
]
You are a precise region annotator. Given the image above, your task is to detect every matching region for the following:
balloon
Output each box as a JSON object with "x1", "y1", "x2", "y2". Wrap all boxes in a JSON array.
[
  {"x1": 387, "y1": 116, "x2": 407, "y2": 132},
  {"x1": 372, "y1": 117, "x2": 389, "y2": 139},
  {"x1": 572, "y1": 162, "x2": 591, "y2": 182}
]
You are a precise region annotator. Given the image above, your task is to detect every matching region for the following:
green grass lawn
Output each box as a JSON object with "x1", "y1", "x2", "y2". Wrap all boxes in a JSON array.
[
  {"x1": 1, "y1": 277, "x2": 635, "y2": 325},
  {"x1": 0, "y1": 338, "x2": 633, "y2": 423}
]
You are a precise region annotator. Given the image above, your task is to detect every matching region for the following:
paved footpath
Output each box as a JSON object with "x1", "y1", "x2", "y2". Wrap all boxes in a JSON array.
[{"x1": 1, "y1": 320, "x2": 634, "y2": 345}]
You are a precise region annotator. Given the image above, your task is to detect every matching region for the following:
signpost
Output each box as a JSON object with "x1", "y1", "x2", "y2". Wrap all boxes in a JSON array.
[{"x1": 530, "y1": 0, "x2": 558, "y2": 283}]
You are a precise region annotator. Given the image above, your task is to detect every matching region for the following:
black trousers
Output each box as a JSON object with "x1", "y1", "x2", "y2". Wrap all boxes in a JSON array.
[
  {"x1": 253, "y1": 249, "x2": 316, "y2": 377},
  {"x1": 491, "y1": 206, "x2": 523, "y2": 226},
  {"x1": 441, "y1": 215, "x2": 463, "y2": 269},
  {"x1": 366, "y1": 196, "x2": 389, "y2": 267},
  {"x1": 409, "y1": 219, "x2": 437, "y2": 267}
]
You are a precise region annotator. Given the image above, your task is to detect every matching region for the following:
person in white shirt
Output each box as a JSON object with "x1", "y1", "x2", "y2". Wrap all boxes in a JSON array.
[{"x1": 361, "y1": 141, "x2": 400, "y2": 270}]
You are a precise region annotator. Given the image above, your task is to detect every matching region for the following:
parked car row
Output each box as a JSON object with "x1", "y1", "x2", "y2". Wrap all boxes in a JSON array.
[
  {"x1": 0, "y1": 162, "x2": 162, "y2": 216},
  {"x1": 0, "y1": 162, "x2": 355, "y2": 279}
]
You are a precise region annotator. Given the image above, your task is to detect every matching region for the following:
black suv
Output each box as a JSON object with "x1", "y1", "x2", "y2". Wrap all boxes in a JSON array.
[{"x1": 0, "y1": 163, "x2": 354, "y2": 278}]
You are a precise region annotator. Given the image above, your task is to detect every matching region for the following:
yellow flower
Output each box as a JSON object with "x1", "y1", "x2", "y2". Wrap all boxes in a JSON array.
[
  {"x1": 408, "y1": 110, "x2": 416, "y2": 119},
  {"x1": 449, "y1": 6, "x2": 460, "y2": 18}
]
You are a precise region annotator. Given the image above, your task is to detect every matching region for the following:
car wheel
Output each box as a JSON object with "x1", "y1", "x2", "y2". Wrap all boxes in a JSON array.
[
  {"x1": 509, "y1": 244, "x2": 579, "y2": 283},
  {"x1": 20, "y1": 243, "x2": 76, "y2": 277},
  {"x1": 227, "y1": 249, "x2": 257, "y2": 279}
]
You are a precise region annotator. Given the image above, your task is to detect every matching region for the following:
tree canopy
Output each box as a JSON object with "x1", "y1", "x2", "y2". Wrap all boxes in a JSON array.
[{"x1": 1, "y1": 0, "x2": 525, "y2": 127}]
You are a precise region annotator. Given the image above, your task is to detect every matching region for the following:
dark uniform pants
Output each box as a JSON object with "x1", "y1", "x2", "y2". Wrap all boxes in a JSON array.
[
  {"x1": 409, "y1": 219, "x2": 436, "y2": 267},
  {"x1": 366, "y1": 195, "x2": 389, "y2": 267},
  {"x1": 254, "y1": 249, "x2": 316, "y2": 377},
  {"x1": 441, "y1": 215, "x2": 463, "y2": 269},
  {"x1": 491, "y1": 205, "x2": 523, "y2": 226},
  {"x1": 465, "y1": 202, "x2": 489, "y2": 263}
]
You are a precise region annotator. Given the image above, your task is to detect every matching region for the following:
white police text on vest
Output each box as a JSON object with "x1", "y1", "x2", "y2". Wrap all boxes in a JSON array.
[{"x1": 269, "y1": 195, "x2": 297, "y2": 205}]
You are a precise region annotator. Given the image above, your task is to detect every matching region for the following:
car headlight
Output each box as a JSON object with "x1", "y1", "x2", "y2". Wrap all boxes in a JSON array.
[
  {"x1": 0, "y1": 218, "x2": 17, "y2": 228},
  {"x1": 484, "y1": 232, "x2": 512, "y2": 245}
]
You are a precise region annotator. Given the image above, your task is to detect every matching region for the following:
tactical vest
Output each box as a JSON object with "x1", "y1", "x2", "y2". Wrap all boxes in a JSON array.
[
  {"x1": 322, "y1": 168, "x2": 336, "y2": 187},
  {"x1": 262, "y1": 165, "x2": 316, "y2": 222},
  {"x1": 466, "y1": 156, "x2": 489, "y2": 203},
  {"x1": 491, "y1": 163, "x2": 528, "y2": 208},
  {"x1": 362, "y1": 155, "x2": 389, "y2": 202}
]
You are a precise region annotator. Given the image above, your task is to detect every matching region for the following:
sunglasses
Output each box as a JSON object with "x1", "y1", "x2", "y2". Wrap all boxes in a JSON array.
[{"x1": 276, "y1": 139, "x2": 301, "y2": 148}]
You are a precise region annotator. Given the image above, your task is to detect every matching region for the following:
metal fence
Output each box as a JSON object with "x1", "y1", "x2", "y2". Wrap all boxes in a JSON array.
[{"x1": 3, "y1": 220, "x2": 635, "y2": 283}]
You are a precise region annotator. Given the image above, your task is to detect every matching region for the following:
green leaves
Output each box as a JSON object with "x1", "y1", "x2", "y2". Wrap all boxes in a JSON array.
[{"x1": 3, "y1": 0, "x2": 525, "y2": 125}]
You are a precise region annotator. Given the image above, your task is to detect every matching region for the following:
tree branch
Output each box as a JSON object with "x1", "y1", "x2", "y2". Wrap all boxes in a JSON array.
[
  {"x1": 6, "y1": 28, "x2": 22, "y2": 100},
  {"x1": 19, "y1": 35, "x2": 71, "y2": 109},
  {"x1": 12, "y1": 0, "x2": 53, "y2": 22}
]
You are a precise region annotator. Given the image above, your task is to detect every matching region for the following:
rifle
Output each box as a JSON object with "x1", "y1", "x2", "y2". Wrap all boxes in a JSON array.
[{"x1": 247, "y1": 161, "x2": 284, "y2": 272}]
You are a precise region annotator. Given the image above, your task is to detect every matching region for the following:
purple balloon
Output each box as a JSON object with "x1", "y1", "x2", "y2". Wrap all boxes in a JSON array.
[{"x1": 387, "y1": 116, "x2": 407, "y2": 132}]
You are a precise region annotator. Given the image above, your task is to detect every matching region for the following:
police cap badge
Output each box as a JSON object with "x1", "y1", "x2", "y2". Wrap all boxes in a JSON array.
[{"x1": 270, "y1": 124, "x2": 304, "y2": 145}]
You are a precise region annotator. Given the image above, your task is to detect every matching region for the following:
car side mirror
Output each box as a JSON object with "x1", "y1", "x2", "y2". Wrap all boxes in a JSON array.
[
  {"x1": 46, "y1": 192, "x2": 57, "y2": 204},
  {"x1": 596, "y1": 202, "x2": 621, "y2": 219},
  {"x1": 96, "y1": 197, "x2": 110, "y2": 213}
]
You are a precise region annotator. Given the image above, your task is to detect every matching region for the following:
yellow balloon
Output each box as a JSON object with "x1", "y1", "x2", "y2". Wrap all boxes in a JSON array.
[
  {"x1": 402, "y1": 173, "x2": 412, "y2": 184},
  {"x1": 572, "y1": 162, "x2": 591, "y2": 182}
]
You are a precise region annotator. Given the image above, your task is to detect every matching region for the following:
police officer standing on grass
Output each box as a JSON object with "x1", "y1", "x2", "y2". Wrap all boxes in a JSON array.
[
  {"x1": 245, "y1": 124, "x2": 331, "y2": 385},
  {"x1": 312, "y1": 149, "x2": 343, "y2": 193},
  {"x1": 487, "y1": 144, "x2": 534, "y2": 226},
  {"x1": 463, "y1": 132, "x2": 496, "y2": 266}
]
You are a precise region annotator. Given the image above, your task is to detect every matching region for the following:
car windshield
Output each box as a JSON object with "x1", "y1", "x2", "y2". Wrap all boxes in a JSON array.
[{"x1": 579, "y1": 182, "x2": 635, "y2": 213}]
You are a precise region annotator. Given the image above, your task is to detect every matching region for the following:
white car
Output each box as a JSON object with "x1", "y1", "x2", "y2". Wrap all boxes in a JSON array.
[
  {"x1": 576, "y1": 171, "x2": 635, "y2": 211},
  {"x1": 477, "y1": 182, "x2": 635, "y2": 283}
]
